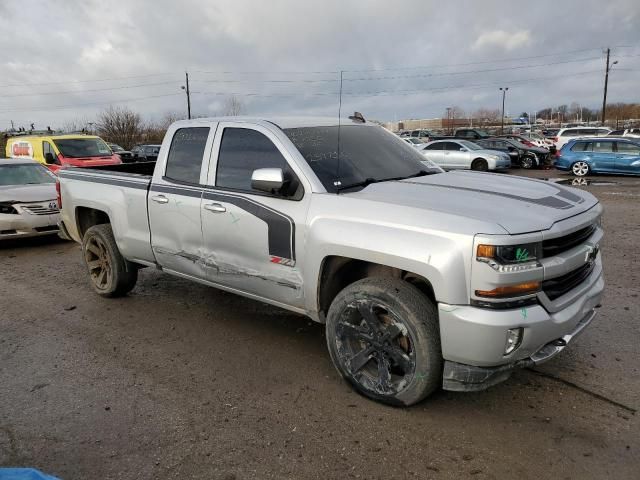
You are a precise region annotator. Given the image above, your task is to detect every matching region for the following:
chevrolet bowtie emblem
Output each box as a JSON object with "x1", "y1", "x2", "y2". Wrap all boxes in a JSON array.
[{"x1": 585, "y1": 244, "x2": 599, "y2": 263}]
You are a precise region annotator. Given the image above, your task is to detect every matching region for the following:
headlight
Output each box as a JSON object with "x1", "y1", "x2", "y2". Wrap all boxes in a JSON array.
[
  {"x1": 488, "y1": 155, "x2": 498, "y2": 160},
  {"x1": 0, "y1": 204, "x2": 18, "y2": 215},
  {"x1": 477, "y1": 243, "x2": 541, "y2": 272}
]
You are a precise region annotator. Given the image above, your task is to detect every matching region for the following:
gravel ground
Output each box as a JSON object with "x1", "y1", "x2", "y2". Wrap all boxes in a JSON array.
[{"x1": 0, "y1": 169, "x2": 638, "y2": 479}]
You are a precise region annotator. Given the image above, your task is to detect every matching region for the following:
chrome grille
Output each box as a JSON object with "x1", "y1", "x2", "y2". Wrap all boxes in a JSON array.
[{"x1": 21, "y1": 203, "x2": 59, "y2": 215}]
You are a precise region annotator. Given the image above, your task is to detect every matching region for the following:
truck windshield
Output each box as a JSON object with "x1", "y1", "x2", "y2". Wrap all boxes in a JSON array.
[
  {"x1": 284, "y1": 125, "x2": 441, "y2": 193},
  {"x1": 53, "y1": 138, "x2": 112, "y2": 158},
  {"x1": 0, "y1": 164, "x2": 55, "y2": 186}
]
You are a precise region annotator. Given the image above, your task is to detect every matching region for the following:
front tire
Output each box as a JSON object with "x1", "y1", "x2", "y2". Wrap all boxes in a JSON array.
[
  {"x1": 326, "y1": 278, "x2": 442, "y2": 406},
  {"x1": 82, "y1": 224, "x2": 138, "y2": 297},
  {"x1": 471, "y1": 158, "x2": 488, "y2": 171},
  {"x1": 572, "y1": 161, "x2": 590, "y2": 177},
  {"x1": 521, "y1": 154, "x2": 536, "y2": 169}
]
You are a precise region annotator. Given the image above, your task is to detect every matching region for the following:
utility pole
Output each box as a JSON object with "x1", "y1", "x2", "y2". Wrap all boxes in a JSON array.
[
  {"x1": 499, "y1": 87, "x2": 508, "y2": 134},
  {"x1": 181, "y1": 71, "x2": 191, "y2": 119},
  {"x1": 601, "y1": 48, "x2": 618, "y2": 126}
]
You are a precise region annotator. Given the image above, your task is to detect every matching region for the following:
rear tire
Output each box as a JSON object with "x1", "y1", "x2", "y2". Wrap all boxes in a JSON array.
[
  {"x1": 572, "y1": 161, "x2": 590, "y2": 177},
  {"x1": 82, "y1": 224, "x2": 138, "y2": 297},
  {"x1": 326, "y1": 277, "x2": 442, "y2": 407},
  {"x1": 471, "y1": 158, "x2": 488, "y2": 171}
]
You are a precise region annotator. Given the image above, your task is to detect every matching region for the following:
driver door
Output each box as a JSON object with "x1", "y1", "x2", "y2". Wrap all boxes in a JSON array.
[{"x1": 200, "y1": 123, "x2": 310, "y2": 309}]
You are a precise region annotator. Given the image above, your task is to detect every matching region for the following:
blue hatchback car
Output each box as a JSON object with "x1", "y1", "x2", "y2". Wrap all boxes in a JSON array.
[{"x1": 555, "y1": 137, "x2": 640, "y2": 176}]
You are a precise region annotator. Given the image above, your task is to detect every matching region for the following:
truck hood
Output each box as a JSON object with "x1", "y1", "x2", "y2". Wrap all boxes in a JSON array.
[
  {"x1": 0, "y1": 184, "x2": 56, "y2": 203},
  {"x1": 347, "y1": 171, "x2": 598, "y2": 234}
]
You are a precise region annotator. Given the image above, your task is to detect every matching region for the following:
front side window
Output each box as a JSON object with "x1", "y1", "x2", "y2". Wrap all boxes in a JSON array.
[
  {"x1": 616, "y1": 142, "x2": 640, "y2": 154},
  {"x1": 164, "y1": 127, "x2": 210, "y2": 184},
  {"x1": 216, "y1": 128, "x2": 288, "y2": 192},
  {"x1": 457, "y1": 140, "x2": 482, "y2": 150},
  {"x1": 53, "y1": 138, "x2": 112, "y2": 158},
  {"x1": 444, "y1": 142, "x2": 463, "y2": 151},
  {"x1": 423, "y1": 143, "x2": 443, "y2": 151}
]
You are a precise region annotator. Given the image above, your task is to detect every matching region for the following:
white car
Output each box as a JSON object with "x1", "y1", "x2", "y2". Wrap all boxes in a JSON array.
[
  {"x1": 403, "y1": 137, "x2": 426, "y2": 148},
  {"x1": 553, "y1": 127, "x2": 612, "y2": 150},
  {"x1": 0, "y1": 158, "x2": 60, "y2": 239},
  {"x1": 419, "y1": 139, "x2": 511, "y2": 171}
]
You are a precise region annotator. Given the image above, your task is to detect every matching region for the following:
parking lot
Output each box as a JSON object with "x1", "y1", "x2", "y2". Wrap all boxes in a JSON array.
[{"x1": 0, "y1": 169, "x2": 638, "y2": 480}]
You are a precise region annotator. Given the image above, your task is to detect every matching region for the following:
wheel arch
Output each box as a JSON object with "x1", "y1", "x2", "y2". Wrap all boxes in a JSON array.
[
  {"x1": 76, "y1": 206, "x2": 111, "y2": 239},
  {"x1": 316, "y1": 255, "x2": 437, "y2": 321}
]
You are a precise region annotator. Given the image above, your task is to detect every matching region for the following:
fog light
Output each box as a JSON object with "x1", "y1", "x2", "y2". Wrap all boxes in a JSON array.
[{"x1": 505, "y1": 328, "x2": 524, "y2": 355}]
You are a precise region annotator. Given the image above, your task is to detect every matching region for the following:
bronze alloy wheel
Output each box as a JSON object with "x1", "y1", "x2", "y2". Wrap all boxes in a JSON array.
[{"x1": 84, "y1": 235, "x2": 113, "y2": 291}]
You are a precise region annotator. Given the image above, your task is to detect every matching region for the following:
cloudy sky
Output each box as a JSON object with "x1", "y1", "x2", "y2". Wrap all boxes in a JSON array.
[{"x1": 1, "y1": 0, "x2": 638, "y2": 130}]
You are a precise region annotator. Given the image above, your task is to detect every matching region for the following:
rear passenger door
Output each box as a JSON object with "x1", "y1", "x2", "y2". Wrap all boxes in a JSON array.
[
  {"x1": 614, "y1": 141, "x2": 640, "y2": 174},
  {"x1": 148, "y1": 125, "x2": 215, "y2": 278},
  {"x1": 200, "y1": 123, "x2": 310, "y2": 309},
  {"x1": 420, "y1": 143, "x2": 444, "y2": 166},
  {"x1": 590, "y1": 140, "x2": 616, "y2": 172}
]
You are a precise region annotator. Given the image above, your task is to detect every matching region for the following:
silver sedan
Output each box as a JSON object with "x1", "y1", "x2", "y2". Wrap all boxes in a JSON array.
[
  {"x1": 419, "y1": 139, "x2": 511, "y2": 171},
  {"x1": 0, "y1": 158, "x2": 60, "y2": 239}
]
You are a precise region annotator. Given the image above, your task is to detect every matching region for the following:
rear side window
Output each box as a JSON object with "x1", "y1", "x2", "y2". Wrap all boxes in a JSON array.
[
  {"x1": 165, "y1": 127, "x2": 210, "y2": 184},
  {"x1": 592, "y1": 141, "x2": 613, "y2": 153},
  {"x1": 571, "y1": 141, "x2": 591, "y2": 152},
  {"x1": 215, "y1": 128, "x2": 287, "y2": 192}
]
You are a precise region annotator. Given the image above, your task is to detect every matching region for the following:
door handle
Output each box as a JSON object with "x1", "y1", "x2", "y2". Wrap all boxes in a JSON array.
[
  {"x1": 151, "y1": 195, "x2": 169, "y2": 204},
  {"x1": 203, "y1": 203, "x2": 226, "y2": 213}
]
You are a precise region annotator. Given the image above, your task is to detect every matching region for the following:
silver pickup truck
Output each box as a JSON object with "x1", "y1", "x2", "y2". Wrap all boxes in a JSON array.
[{"x1": 58, "y1": 116, "x2": 604, "y2": 406}]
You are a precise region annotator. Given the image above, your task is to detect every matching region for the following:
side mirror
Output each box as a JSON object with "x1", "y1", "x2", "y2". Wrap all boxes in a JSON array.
[
  {"x1": 251, "y1": 168, "x2": 285, "y2": 194},
  {"x1": 44, "y1": 152, "x2": 56, "y2": 164}
]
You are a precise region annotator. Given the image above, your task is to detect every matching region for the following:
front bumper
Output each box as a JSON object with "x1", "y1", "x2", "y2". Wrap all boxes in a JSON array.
[
  {"x1": 438, "y1": 266, "x2": 603, "y2": 391},
  {"x1": 0, "y1": 213, "x2": 60, "y2": 239}
]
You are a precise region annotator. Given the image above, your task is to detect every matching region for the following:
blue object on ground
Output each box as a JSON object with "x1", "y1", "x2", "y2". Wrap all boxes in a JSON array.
[{"x1": 0, "y1": 469, "x2": 60, "y2": 480}]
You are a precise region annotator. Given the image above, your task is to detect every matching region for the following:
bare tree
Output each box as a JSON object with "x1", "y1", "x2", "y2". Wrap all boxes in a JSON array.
[
  {"x1": 59, "y1": 116, "x2": 93, "y2": 134},
  {"x1": 222, "y1": 96, "x2": 245, "y2": 116},
  {"x1": 96, "y1": 106, "x2": 143, "y2": 149},
  {"x1": 473, "y1": 108, "x2": 501, "y2": 125}
]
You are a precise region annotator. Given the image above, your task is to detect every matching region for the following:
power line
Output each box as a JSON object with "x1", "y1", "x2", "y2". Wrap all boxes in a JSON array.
[
  {"x1": 344, "y1": 57, "x2": 604, "y2": 81},
  {"x1": 0, "y1": 72, "x2": 179, "y2": 89},
  {"x1": 188, "y1": 69, "x2": 602, "y2": 99},
  {"x1": 0, "y1": 93, "x2": 182, "y2": 114},
  {"x1": 0, "y1": 80, "x2": 181, "y2": 98}
]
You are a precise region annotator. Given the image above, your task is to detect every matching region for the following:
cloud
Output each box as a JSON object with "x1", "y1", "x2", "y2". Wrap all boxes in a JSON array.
[
  {"x1": 0, "y1": 0, "x2": 638, "y2": 129},
  {"x1": 472, "y1": 30, "x2": 532, "y2": 51}
]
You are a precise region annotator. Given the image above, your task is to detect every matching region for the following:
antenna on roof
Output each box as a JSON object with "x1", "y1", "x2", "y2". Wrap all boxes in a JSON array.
[{"x1": 334, "y1": 70, "x2": 344, "y2": 188}]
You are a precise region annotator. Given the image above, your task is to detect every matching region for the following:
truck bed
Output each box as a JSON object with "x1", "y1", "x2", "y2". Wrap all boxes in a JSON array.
[{"x1": 58, "y1": 162, "x2": 156, "y2": 266}]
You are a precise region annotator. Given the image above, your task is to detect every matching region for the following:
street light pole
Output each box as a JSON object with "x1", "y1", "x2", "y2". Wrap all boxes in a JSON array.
[
  {"x1": 499, "y1": 87, "x2": 508, "y2": 134},
  {"x1": 601, "y1": 48, "x2": 618, "y2": 126},
  {"x1": 181, "y1": 71, "x2": 191, "y2": 120}
]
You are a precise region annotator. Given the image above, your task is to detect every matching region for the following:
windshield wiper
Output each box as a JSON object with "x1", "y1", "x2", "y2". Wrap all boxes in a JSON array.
[
  {"x1": 336, "y1": 170, "x2": 430, "y2": 193},
  {"x1": 336, "y1": 177, "x2": 379, "y2": 192}
]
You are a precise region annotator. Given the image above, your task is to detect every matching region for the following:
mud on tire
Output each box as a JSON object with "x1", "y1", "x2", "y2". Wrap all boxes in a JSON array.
[
  {"x1": 82, "y1": 224, "x2": 138, "y2": 297},
  {"x1": 326, "y1": 277, "x2": 442, "y2": 406}
]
